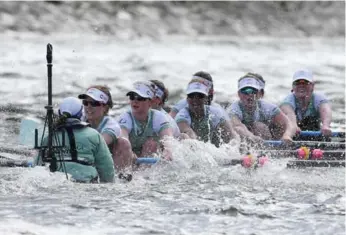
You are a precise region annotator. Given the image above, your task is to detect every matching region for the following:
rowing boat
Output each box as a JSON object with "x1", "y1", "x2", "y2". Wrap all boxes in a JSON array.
[
  {"x1": 0, "y1": 43, "x2": 345, "y2": 171},
  {"x1": 1, "y1": 111, "x2": 345, "y2": 169}
]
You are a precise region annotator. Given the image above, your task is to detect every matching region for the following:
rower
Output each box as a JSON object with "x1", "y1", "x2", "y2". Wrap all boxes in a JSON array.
[
  {"x1": 279, "y1": 69, "x2": 332, "y2": 140},
  {"x1": 78, "y1": 86, "x2": 134, "y2": 171},
  {"x1": 240, "y1": 72, "x2": 266, "y2": 98},
  {"x1": 169, "y1": 71, "x2": 229, "y2": 120},
  {"x1": 35, "y1": 97, "x2": 115, "y2": 183},
  {"x1": 149, "y1": 79, "x2": 186, "y2": 139},
  {"x1": 117, "y1": 81, "x2": 174, "y2": 160},
  {"x1": 228, "y1": 74, "x2": 295, "y2": 143},
  {"x1": 175, "y1": 80, "x2": 238, "y2": 147}
]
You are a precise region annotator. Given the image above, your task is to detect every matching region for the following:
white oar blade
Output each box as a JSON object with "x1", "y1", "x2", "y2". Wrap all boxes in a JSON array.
[{"x1": 19, "y1": 118, "x2": 44, "y2": 147}]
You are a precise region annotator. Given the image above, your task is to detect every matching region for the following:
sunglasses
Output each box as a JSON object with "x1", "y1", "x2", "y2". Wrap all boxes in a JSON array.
[
  {"x1": 82, "y1": 100, "x2": 103, "y2": 107},
  {"x1": 129, "y1": 94, "x2": 149, "y2": 102},
  {"x1": 240, "y1": 87, "x2": 258, "y2": 95},
  {"x1": 187, "y1": 93, "x2": 206, "y2": 99},
  {"x1": 293, "y1": 79, "x2": 311, "y2": 86}
]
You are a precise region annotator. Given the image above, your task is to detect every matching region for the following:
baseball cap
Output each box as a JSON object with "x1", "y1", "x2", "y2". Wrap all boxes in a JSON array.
[
  {"x1": 238, "y1": 77, "x2": 261, "y2": 91},
  {"x1": 126, "y1": 81, "x2": 154, "y2": 99},
  {"x1": 59, "y1": 97, "x2": 83, "y2": 119},
  {"x1": 186, "y1": 82, "x2": 209, "y2": 96},
  {"x1": 78, "y1": 88, "x2": 109, "y2": 104},
  {"x1": 292, "y1": 69, "x2": 314, "y2": 83}
]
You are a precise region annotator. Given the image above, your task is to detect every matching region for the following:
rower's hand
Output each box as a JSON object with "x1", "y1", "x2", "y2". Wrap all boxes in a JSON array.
[
  {"x1": 321, "y1": 125, "x2": 332, "y2": 137},
  {"x1": 295, "y1": 125, "x2": 302, "y2": 135},
  {"x1": 251, "y1": 135, "x2": 264, "y2": 143},
  {"x1": 281, "y1": 134, "x2": 293, "y2": 143},
  {"x1": 162, "y1": 149, "x2": 173, "y2": 161},
  {"x1": 163, "y1": 154, "x2": 172, "y2": 161},
  {"x1": 131, "y1": 153, "x2": 138, "y2": 165}
]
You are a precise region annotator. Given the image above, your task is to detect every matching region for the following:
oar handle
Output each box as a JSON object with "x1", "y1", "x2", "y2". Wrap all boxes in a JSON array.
[
  {"x1": 263, "y1": 140, "x2": 283, "y2": 146},
  {"x1": 135, "y1": 157, "x2": 159, "y2": 164},
  {"x1": 300, "y1": 131, "x2": 345, "y2": 138}
]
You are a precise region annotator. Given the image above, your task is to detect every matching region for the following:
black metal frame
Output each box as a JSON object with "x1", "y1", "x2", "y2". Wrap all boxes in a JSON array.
[{"x1": 33, "y1": 44, "x2": 66, "y2": 174}]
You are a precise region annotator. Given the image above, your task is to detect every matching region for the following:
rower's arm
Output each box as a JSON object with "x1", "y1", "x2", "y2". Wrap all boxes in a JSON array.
[
  {"x1": 219, "y1": 120, "x2": 240, "y2": 143},
  {"x1": 159, "y1": 127, "x2": 174, "y2": 160},
  {"x1": 177, "y1": 121, "x2": 198, "y2": 139},
  {"x1": 319, "y1": 102, "x2": 332, "y2": 129},
  {"x1": 101, "y1": 133, "x2": 113, "y2": 146},
  {"x1": 120, "y1": 127, "x2": 130, "y2": 140},
  {"x1": 169, "y1": 110, "x2": 178, "y2": 119},
  {"x1": 273, "y1": 110, "x2": 296, "y2": 140},
  {"x1": 280, "y1": 104, "x2": 299, "y2": 131},
  {"x1": 230, "y1": 116, "x2": 260, "y2": 141}
]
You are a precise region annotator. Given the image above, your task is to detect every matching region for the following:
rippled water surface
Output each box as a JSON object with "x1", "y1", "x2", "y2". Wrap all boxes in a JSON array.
[{"x1": 0, "y1": 32, "x2": 345, "y2": 235}]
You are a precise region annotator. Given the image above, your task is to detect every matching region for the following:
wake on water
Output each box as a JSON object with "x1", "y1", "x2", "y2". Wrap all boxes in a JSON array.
[{"x1": 0, "y1": 2, "x2": 344, "y2": 234}]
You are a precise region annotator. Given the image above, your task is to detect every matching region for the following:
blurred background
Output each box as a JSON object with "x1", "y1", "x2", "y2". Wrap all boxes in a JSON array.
[{"x1": 0, "y1": 1, "x2": 344, "y2": 37}]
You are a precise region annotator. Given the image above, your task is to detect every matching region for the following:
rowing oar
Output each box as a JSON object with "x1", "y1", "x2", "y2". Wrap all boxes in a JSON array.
[
  {"x1": 286, "y1": 160, "x2": 345, "y2": 168},
  {"x1": 256, "y1": 149, "x2": 345, "y2": 160},
  {"x1": 0, "y1": 155, "x2": 33, "y2": 167},
  {"x1": 299, "y1": 131, "x2": 345, "y2": 138},
  {"x1": 134, "y1": 156, "x2": 346, "y2": 169},
  {"x1": 118, "y1": 158, "x2": 161, "y2": 182},
  {"x1": 0, "y1": 146, "x2": 33, "y2": 156},
  {"x1": 222, "y1": 158, "x2": 345, "y2": 168},
  {"x1": 135, "y1": 157, "x2": 159, "y2": 164},
  {"x1": 263, "y1": 140, "x2": 345, "y2": 150}
]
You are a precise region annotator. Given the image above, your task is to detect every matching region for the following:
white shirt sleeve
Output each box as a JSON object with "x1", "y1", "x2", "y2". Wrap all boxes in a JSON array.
[
  {"x1": 174, "y1": 108, "x2": 192, "y2": 126},
  {"x1": 152, "y1": 109, "x2": 171, "y2": 134},
  {"x1": 227, "y1": 101, "x2": 243, "y2": 121},
  {"x1": 211, "y1": 102, "x2": 230, "y2": 121},
  {"x1": 171, "y1": 98, "x2": 188, "y2": 113},
  {"x1": 117, "y1": 112, "x2": 133, "y2": 133},
  {"x1": 101, "y1": 116, "x2": 121, "y2": 139},
  {"x1": 208, "y1": 106, "x2": 226, "y2": 128}
]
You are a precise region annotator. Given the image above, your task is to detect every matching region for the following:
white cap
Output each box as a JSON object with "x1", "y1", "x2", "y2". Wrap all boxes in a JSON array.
[
  {"x1": 293, "y1": 69, "x2": 314, "y2": 83},
  {"x1": 238, "y1": 77, "x2": 261, "y2": 91},
  {"x1": 186, "y1": 82, "x2": 209, "y2": 96},
  {"x1": 78, "y1": 88, "x2": 109, "y2": 104},
  {"x1": 152, "y1": 84, "x2": 165, "y2": 99},
  {"x1": 258, "y1": 79, "x2": 265, "y2": 90},
  {"x1": 192, "y1": 76, "x2": 213, "y2": 89},
  {"x1": 59, "y1": 97, "x2": 83, "y2": 119},
  {"x1": 126, "y1": 81, "x2": 154, "y2": 99}
]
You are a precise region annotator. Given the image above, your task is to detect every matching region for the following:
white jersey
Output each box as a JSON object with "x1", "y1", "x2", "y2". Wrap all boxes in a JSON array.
[
  {"x1": 227, "y1": 100, "x2": 280, "y2": 126},
  {"x1": 82, "y1": 115, "x2": 121, "y2": 143},
  {"x1": 160, "y1": 108, "x2": 181, "y2": 138},
  {"x1": 175, "y1": 105, "x2": 226, "y2": 128},
  {"x1": 280, "y1": 92, "x2": 328, "y2": 121},
  {"x1": 172, "y1": 98, "x2": 230, "y2": 120},
  {"x1": 117, "y1": 109, "x2": 171, "y2": 136}
]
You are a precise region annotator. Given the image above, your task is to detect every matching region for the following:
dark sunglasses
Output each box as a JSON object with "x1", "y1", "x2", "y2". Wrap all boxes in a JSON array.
[
  {"x1": 240, "y1": 87, "x2": 258, "y2": 95},
  {"x1": 187, "y1": 93, "x2": 206, "y2": 99},
  {"x1": 293, "y1": 79, "x2": 311, "y2": 86},
  {"x1": 129, "y1": 94, "x2": 148, "y2": 102},
  {"x1": 82, "y1": 100, "x2": 103, "y2": 107}
]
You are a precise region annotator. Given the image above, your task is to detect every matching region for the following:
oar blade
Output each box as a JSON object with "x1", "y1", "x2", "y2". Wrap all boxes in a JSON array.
[
  {"x1": 19, "y1": 118, "x2": 44, "y2": 147},
  {"x1": 0, "y1": 158, "x2": 32, "y2": 167},
  {"x1": 287, "y1": 160, "x2": 345, "y2": 168}
]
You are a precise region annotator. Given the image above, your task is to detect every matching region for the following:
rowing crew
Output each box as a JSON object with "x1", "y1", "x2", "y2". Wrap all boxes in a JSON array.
[{"x1": 34, "y1": 69, "x2": 332, "y2": 183}]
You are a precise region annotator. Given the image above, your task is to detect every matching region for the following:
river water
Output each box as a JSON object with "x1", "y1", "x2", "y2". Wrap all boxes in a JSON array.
[
  {"x1": 0, "y1": 32, "x2": 344, "y2": 235},
  {"x1": 0, "y1": 2, "x2": 345, "y2": 235}
]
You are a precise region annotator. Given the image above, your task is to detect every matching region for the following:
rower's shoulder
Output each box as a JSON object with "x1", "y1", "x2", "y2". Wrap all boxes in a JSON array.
[{"x1": 312, "y1": 92, "x2": 329, "y2": 99}]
